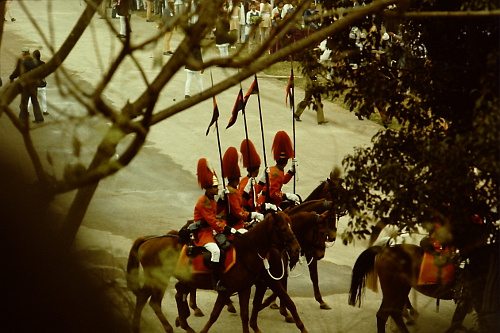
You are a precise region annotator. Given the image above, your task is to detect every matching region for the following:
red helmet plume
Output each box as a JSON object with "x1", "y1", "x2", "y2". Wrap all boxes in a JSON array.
[
  {"x1": 222, "y1": 147, "x2": 241, "y2": 180},
  {"x1": 240, "y1": 139, "x2": 261, "y2": 170},
  {"x1": 272, "y1": 131, "x2": 294, "y2": 161},
  {"x1": 197, "y1": 158, "x2": 219, "y2": 189}
]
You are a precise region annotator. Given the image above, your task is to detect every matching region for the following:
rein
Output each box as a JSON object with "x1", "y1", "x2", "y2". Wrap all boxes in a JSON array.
[
  {"x1": 140, "y1": 234, "x2": 179, "y2": 246},
  {"x1": 258, "y1": 252, "x2": 286, "y2": 280}
]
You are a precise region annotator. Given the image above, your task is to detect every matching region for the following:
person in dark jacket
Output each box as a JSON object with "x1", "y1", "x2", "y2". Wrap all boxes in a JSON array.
[
  {"x1": 113, "y1": 0, "x2": 133, "y2": 38},
  {"x1": 28, "y1": 50, "x2": 49, "y2": 116},
  {"x1": 9, "y1": 47, "x2": 44, "y2": 123}
]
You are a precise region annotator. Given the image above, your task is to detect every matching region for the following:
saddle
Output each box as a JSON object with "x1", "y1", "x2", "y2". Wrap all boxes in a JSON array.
[
  {"x1": 175, "y1": 233, "x2": 236, "y2": 275},
  {"x1": 417, "y1": 237, "x2": 456, "y2": 285}
]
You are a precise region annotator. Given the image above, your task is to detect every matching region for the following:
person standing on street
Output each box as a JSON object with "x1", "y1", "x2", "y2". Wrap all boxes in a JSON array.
[
  {"x1": 4, "y1": 0, "x2": 16, "y2": 22},
  {"x1": 9, "y1": 47, "x2": 44, "y2": 124},
  {"x1": 294, "y1": 51, "x2": 328, "y2": 125},
  {"x1": 184, "y1": 45, "x2": 204, "y2": 98},
  {"x1": 159, "y1": 0, "x2": 175, "y2": 55},
  {"x1": 28, "y1": 50, "x2": 49, "y2": 116},
  {"x1": 114, "y1": 0, "x2": 133, "y2": 38}
]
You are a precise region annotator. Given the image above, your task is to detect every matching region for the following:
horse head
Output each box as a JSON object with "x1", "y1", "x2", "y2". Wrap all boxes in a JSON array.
[
  {"x1": 294, "y1": 211, "x2": 330, "y2": 260},
  {"x1": 322, "y1": 207, "x2": 337, "y2": 242},
  {"x1": 269, "y1": 211, "x2": 301, "y2": 266}
]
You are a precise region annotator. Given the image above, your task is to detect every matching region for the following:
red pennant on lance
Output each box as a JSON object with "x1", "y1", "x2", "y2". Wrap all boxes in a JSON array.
[
  {"x1": 206, "y1": 96, "x2": 220, "y2": 136},
  {"x1": 226, "y1": 89, "x2": 244, "y2": 129},
  {"x1": 243, "y1": 76, "x2": 259, "y2": 105},
  {"x1": 285, "y1": 70, "x2": 294, "y2": 107}
]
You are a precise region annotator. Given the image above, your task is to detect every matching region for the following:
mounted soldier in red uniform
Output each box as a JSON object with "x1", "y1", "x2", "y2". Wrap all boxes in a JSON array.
[
  {"x1": 258, "y1": 131, "x2": 300, "y2": 210},
  {"x1": 222, "y1": 146, "x2": 264, "y2": 230}
]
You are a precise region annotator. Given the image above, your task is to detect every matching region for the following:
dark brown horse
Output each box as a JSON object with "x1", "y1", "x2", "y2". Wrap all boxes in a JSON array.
[
  {"x1": 348, "y1": 244, "x2": 459, "y2": 333},
  {"x1": 127, "y1": 211, "x2": 305, "y2": 333},
  {"x1": 255, "y1": 209, "x2": 332, "y2": 324}
]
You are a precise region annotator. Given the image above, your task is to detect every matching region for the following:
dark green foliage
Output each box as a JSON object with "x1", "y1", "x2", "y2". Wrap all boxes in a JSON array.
[{"x1": 301, "y1": 0, "x2": 499, "y2": 249}]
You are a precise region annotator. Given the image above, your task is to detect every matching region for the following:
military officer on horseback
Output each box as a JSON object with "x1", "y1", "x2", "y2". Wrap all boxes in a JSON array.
[
  {"x1": 222, "y1": 146, "x2": 265, "y2": 230},
  {"x1": 258, "y1": 131, "x2": 300, "y2": 210},
  {"x1": 239, "y1": 139, "x2": 263, "y2": 213},
  {"x1": 194, "y1": 158, "x2": 237, "y2": 292}
]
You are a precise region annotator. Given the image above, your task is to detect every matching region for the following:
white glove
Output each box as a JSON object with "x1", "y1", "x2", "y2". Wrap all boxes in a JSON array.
[
  {"x1": 250, "y1": 212, "x2": 264, "y2": 222},
  {"x1": 284, "y1": 193, "x2": 300, "y2": 203},
  {"x1": 258, "y1": 167, "x2": 269, "y2": 184},
  {"x1": 290, "y1": 158, "x2": 298, "y2": 173},
  {"x1": 263, "y1": 203, "x2": 279, "y2": 212},
  {"x1": 244, "y1": 177, "x2": 256, "y2": 194},
  {"x1": 230, "y1": 227, "x2": 237, "y2": 235},
  {"x1": 236, "y1": 228, "x2": 248, "y2": 234}
]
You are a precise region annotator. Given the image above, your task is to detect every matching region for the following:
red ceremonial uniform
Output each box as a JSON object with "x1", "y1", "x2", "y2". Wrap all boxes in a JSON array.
[
  {"x1": 193, "y1": 194, "x2": 226, "y2": 247},
  {"x1": 226, "y1": 185, "x2": 251, "y2": 229},
  {"x1": 239, "y1": 176, "x2": 262, "y2": 212},
  {"x1": 258, "y1": 166, "x2": 293, "y2": 207}
]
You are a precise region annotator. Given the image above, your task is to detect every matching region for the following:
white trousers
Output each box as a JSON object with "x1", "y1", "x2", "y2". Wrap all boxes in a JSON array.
[
  {"x1": 28, "y1": 87, "x2": 47, "y2": 113},
  {"x1": 118, "y1": 15, "x2": 127, "y2": 35},
  {"x1": 216, "y1": 43, "x2": 229, "y2": 58},
  {"x1": 203, "y1": 242, "x2": 220, "y2": 262},
  {"x1": 184, "y1": 69, "x2": 203, "y2": 96}
]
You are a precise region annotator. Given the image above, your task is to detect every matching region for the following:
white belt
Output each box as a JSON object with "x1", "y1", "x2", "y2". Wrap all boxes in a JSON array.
[{"x1": 261, "y1": 13, "x2": 271, "y2": 18}]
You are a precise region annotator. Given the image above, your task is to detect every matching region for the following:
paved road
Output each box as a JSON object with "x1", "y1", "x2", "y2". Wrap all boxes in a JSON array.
[{"x1": 0, "y1": 1, "x2": 469, "y2": 332}]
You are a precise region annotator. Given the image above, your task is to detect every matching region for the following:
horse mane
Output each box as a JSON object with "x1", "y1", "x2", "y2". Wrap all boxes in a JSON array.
[
  {"x1": 304, "y1": 181, "x2": 328, "y2": 201},
  {"x1": 289, "y1": 211, "x2": 317, "y2": 232},
  {"x1": 287, "y1": 199, "x2": 330, "y2": 215}
]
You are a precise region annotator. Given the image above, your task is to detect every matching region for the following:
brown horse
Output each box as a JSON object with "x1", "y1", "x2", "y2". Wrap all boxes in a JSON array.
[
  {"x1": 127, "y1": 211, "x2": 305, "y2": 333},
  {"x1": 304, "y1": 168, "x2": 347, "y2": 204},
  {"x1": 348, "y1": 244, "x2": 460, "y2": 333},
  {"x1": 255, "y1": 209, "x2": 332, "y2": 324}
]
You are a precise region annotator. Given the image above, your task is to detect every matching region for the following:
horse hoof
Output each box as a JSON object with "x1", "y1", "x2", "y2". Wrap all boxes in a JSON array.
[
  {"x1": 194, "y1": 308, "x2": 205, "y2": 317},
  {"x1": 227, "y1": 303, "x2": 237, "y2": 313},
  {"x1": 406, "y1": 319, "x2": 415, "y2": 325},
  {"x1": 175, "y1": 317, "x2": 180, "y2": 327},
  {"x1": 270, "y1": 303, "x2": 279, "y2": 310},
  {"x1": 285, "y1": 315, "x2": 295, "y2": 323},
  {"x1": 320, "y1": 302, "x2": 332, "y2": 310}
]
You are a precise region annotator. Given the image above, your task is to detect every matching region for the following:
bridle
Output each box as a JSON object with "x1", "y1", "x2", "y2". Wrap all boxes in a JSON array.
[{"x1": 300, "y1": 213, "x2": 328, "y2": 258}]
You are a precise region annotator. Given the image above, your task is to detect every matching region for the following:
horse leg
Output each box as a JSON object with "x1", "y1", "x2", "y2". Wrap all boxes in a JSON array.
[
  {"x1": 402, "y1": 296, "x2": 418, "y2": 325},
  {"x1": 390, "y1": 311, "x2": 410, "y2": 333},
  {"x1": 268, "y1": 280, "x2": 308, "y2": 332},
  {"x1": 445, "y1": 297, "x2": 472, "y2": 333},
  {"x1": 227, "y1": 297, "x2": 237, "y2": 313},
  {"x1": 307, "y1": 257, "x2": 330, "y2": 309},
  {"x1": 132, "y1": 286, "x2": 152, "y2": 333},
  {"x1": 278, "y1": 277, "x2": 294, "y2": 323},
  {"x1": 377, "y1": 295, "x2": 410, "y2": 333},
  {"x1": 174, "y1": 282, "x2": 195, "y2": 333},
  {"x1": 250, "y1": 280, "x2": 267, "y2": 333},
  {"x1": 238, "y1": 288, "x2": 251, "y2": 333},
  {"x1": 189, "y1": 288, "x2": 205, "y2": 317},
  {"x1": 199, "y1": 291, "x2": 231, "y2": 333},
  {"x1": 261, "y1": 292, "x2": 278, "y2": 309},
  {"x1": 149, "y1": 288, "x2": 173, "y2": 333}
]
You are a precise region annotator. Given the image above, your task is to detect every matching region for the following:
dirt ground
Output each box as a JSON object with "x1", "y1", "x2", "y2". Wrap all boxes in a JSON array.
[{"x1": 0, "y1": 1, "x2": 477, "y2": 332}]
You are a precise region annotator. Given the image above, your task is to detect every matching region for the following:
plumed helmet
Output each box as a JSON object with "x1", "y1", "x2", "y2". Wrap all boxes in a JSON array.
[
  {"x1": 240, "y1": 139, "x2": 261, "y2": 171},
  {"x1": 222, "y1": 147, "x2": 241, "y2": 180},
  {"x1": 272, "y1": 131, "x2": 294, "y2": 162},
  {"x1": 197, "y1": 158, "x2": 219, "y2": 189}
]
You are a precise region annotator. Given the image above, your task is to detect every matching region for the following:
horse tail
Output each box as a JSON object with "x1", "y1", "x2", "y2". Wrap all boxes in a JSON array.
[
  {"x1": 348, "y1": 246, "x2": 383, "y2": 307},
  {"x1": 126, "y1": 236, "x2": 148, "y2": 296}
]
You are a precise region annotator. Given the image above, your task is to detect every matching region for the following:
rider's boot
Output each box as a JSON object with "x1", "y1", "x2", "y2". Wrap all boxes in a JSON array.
[{"x1": 210, "y1": 262, "x2": 227, "y2": 292}]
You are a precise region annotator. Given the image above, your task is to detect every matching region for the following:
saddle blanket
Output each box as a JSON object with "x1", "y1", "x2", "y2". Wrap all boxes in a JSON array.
[
  {"x1": 175, "y1": 245, "x2": 237, "y2": 275},
  {"x1": 417, "y1": 252, "x2": 455, "y2": 285}
]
